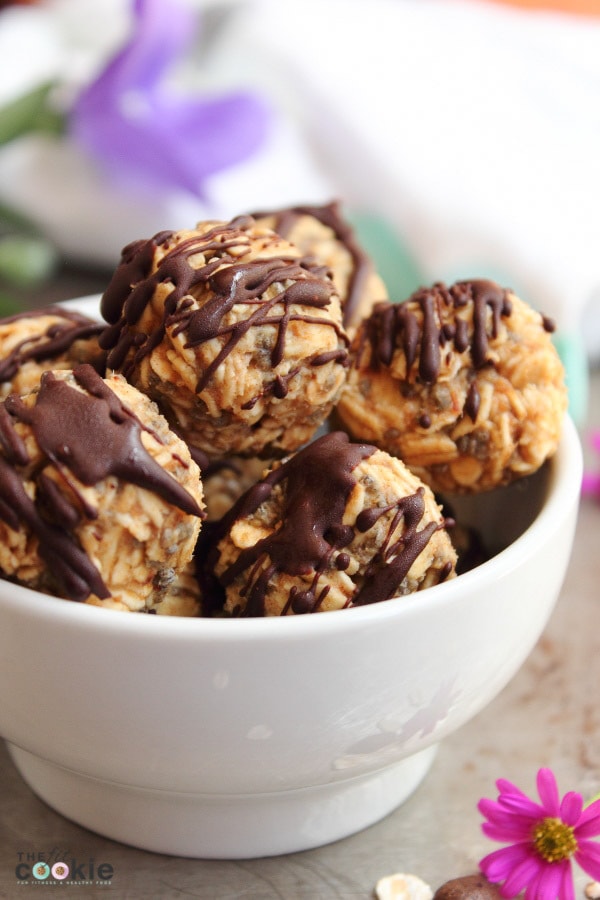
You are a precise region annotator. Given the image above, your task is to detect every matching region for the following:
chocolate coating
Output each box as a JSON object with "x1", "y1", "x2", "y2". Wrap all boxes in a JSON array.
[
  {"x1": 363, "y1": 281, "x2": 514, "y2": 385},
  {"x1": 214, "y1": 431, "x2": 454, "y2": 616},
  {"x1": 99, "y1": 218, "x2": 347, "y2": 393},
  {"x1": 0, "y1": 364, "x2": 203, "y2": 602},
  {"x1": 251, "y1": 201, "x2": 373, "y2": 330},
  {"x1": 337, "y1": 279, "x2": 566, "y2": 493},
  {"x1": 99, "y1": 218, "x2": 350, "y2": 459},
  {"x1": 0, "y1": 306, "x2": 104, "y2": 386}
]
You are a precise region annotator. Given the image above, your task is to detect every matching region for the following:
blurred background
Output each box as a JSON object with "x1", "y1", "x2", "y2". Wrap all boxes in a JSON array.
[{"x1": 0, "y1": 0, "x2": 598, "y2": 423}]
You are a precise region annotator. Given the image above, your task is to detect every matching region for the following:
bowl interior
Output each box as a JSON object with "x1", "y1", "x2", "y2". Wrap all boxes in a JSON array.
[{"x1": 441, "y1": 457, "x2": 552, "y2": 559}]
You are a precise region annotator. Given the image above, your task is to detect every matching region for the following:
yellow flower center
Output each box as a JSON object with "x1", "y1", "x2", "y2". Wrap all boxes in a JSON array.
[{"x1": 533, "y1": 817, "x2": 578, "y2": 862}]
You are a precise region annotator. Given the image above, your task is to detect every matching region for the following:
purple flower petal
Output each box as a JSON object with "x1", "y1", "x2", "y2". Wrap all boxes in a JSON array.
[
  {"x1": 87, "y1": 0, "x2": 194, "y2": 95},
  {"x1": 560, "y1": 790, "x2": 584, "y2": 826},
  {"x1": 70, "y1": 0, "x2": 271, "y2": 196},
  {"x1": 501, "y1": 855, "x2": 544, "y2": 897},
  {"x1": 537, "y1": 768, "x2": 561, "y2": 816},
  {"x1": 479, "y1": 800, "x2": 537, "y2": 840},
  {"x1": 493, "y1": 777, "x2": 548, "y2": 818},
  {"x1": 538, "y1": 859, "x2": 568, "y2": 900},
  {"x1": 479, "y1": 798, "x2": 536, "y2": 828},
  {"x1": 576, "y1": 841, "x2": 600, "y2": 881},
  {"x1": 480, "y1": 844, "x2": 535, "y2": 883},
  {"x1": 559, "y1": 863, "x2": 576, "y2": 900},
  {"x1": 582, "y1": 473, "x2": 600, "y2": 496},
  {"x1": 482, "y1": 823, "x2": 534, "y2": 843},
  {"x1": 498, "y1": 793, "x2": 546, "y2": 818},
  {"x1": 522, "y1": 861, "x2": 569, "y2": 900},
  {"x1": 576, "y1": 798, "x2": 600, "y2": 836},
  {"x1": 496, "y1": 777, "x2": 530, "y2": 798},
  {"x1": 583, "y1": 430, "x2": 600, "y2": 497}
]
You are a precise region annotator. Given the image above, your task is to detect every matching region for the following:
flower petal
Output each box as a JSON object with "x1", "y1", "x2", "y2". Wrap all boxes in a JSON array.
[
  {"x1": 537, "y1": 768, "x2": 561, "y2": 816},
  {"x1": 524, "y1": 867, "x2": 548, "y2": 900},
  {"x1": 492, "y1": 779, "x2": 546, "y2": 818},
  {"x1": 582, "y1": 473, "x2": 600, "y2": 496},
  {"x1": 70, "y1": 0, "x2": 271, "y2": 195},
  {"x1": 496, "y1": 777, "x2": 528, "y2": 796},
  {"x1": 84, "y1": 0, "x2": 194, "y2": 96},
  {"x1": 541, "y1": 860, "x2": 570, "y2": 900},
  {"x1": 479, "y1": 798, "x2": 539, "y2": 834},
  {"x1": 481, "y1": 776, "x2": 546, "y2": 822},
  {"x1": 559, "y1": 863, "x2": 576, "y2": 900},
  {"x1": 576, "y1": 816, "x2": 600, "y2": 839},
  {"x1": 497, "y1": 793, "x2": 546, "y2": 819},
  {"x1": 529, "y1": 859, "x2": 568, "y2": 900},
  {"x1": 577, "y1": 798, "x2": 600, "y2": 835},
  {"x1": 501, "y1": 855, "x2": 544, "y2": 897},
  {"x1": 560, "y1": 790, "x2": 583, "y2": 826},
  {"x1": 575, "y1": 841, "x2": 600, "y2": 881},
  {"x1": 482, "y1": 822, "x2": 535, "y2": 843},
  {"x1": 480, "y1": 844, "x2": 534, "y2": 883}
]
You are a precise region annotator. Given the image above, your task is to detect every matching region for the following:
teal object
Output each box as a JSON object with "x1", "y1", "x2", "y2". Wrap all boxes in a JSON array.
[
  {"x1": 553, "y1": 331, "x2": 588, "y2": 427},
  {"x1": 346, "y1": 211, "x2": 424, "y2": 301}
]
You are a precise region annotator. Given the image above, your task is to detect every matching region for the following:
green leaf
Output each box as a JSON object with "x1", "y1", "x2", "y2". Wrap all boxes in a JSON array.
[
  {"x1": 0, "y1": 81, "x2": 65, "y2": 147},
  {"x1": 0, "y1": 200, "x2": 40, "y2": 236},
  {"x1": 0, "y1": 290, "x2": 20, "y2": 317},
  {"x1": 0, "y1": 235, "x2": 58, "y2": 287}
]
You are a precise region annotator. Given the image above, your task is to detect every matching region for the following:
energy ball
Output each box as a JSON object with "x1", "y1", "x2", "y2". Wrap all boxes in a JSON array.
[
  {"x1": 154, "y1": 561, "x2": 203, "y2": 617},
  {"x1": 336, "y1": 280, "x2": 567, "y2": 493},
  {"x1": 0, "y1": 364, "x2": 204, "y2": 611},
  {"x1": 99, "y1": 216, "x2": 350, "y2": 458},
  {"x1": 0, "y1": 306, "x2": 104, "y2": 400},
  {"x1": 188, "y1": 448, "x2": 272, "y2": 523},
  {"x1": 252, "y1": 200, "x2": 388, "y2": 335},
  {"x1": 213, "y1": 431, "x2": 456, "y2": 617}
]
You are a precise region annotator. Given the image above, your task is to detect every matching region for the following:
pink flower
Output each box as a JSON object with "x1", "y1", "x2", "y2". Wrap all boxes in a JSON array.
[
  {"x1": 478, "y1": 768, "x2": 600, "y2": 900},
  {"x1": 582, "y1": 430, "x2": 600, "y2": 500}
]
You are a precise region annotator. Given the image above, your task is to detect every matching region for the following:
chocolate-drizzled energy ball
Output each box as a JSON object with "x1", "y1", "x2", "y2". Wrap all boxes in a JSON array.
[
  {"x1": 213, "y1": 431, "x2": 456, "y2": 617},
  {"x1": 336, "y1": 280, "x2": 567, "y2": 493},
  {"x1": 0, "y1": 306, "x2": 104, "y2": 400},
  {"x1": 0, "y1": 365, "x2": 204, "y2": 611},
  {"x1": 100, "y1": 217, "x2": 349, "y2": 458},
  {"x1": 189, "y1": 448, "x2": 272, "y2": 523},
  {"x1": 252, "y1": 201, "x2": 388, "y2": 335}
]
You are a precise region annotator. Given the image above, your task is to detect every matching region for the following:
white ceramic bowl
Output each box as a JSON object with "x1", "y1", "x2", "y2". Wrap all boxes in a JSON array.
[{"x1": 0, "y1": 300, "x2": 583, "y2": 858}]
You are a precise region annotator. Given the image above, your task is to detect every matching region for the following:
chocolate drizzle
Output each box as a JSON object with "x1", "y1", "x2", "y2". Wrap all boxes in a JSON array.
[
  {"x1": 215, "y1": 431, "x2": 449, "y2": 616},
  {"x1": 0, "y1": 364, "x2": 202, "y2": 602},
  {"x1": 252, "y1": 200, "x2": 374, "y2": 329},
  {"x1": 0, "y1": 306, "x2": 104, "y2": 384},
  {"x1": 99, "y1": 218, "x2": 348, "y2": 396},
  {"x1": 352, "y1": 489, "x2": 442, "y2": 607},
  {"x1": 465, "y1": 381, "x2": 481, "y2": 421},
  {"x1": 364, "y1": 280, "x2": 513, "y2": 385}
]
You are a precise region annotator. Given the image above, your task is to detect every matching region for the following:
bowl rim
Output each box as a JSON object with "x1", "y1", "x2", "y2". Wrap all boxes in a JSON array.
[{"x1": 0, "y1": 298, "x2": 583, "y2": 642}]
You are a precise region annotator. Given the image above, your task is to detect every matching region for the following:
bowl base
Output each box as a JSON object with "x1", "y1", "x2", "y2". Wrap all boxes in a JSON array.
[{"x1": 7, "y1": 742, "x2": 437, "y2": 858}]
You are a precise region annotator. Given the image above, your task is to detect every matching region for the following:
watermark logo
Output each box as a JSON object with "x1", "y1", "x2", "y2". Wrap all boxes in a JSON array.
[
  {"x1": 31, "y1": 862, "x2": 49, "y2": 880},
  {"x1": 51, "y1": 862, "x2": 70, "y2": 881},
  {"x1": 15, "y1": 849, "x2": 114, "y2": 886}
]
